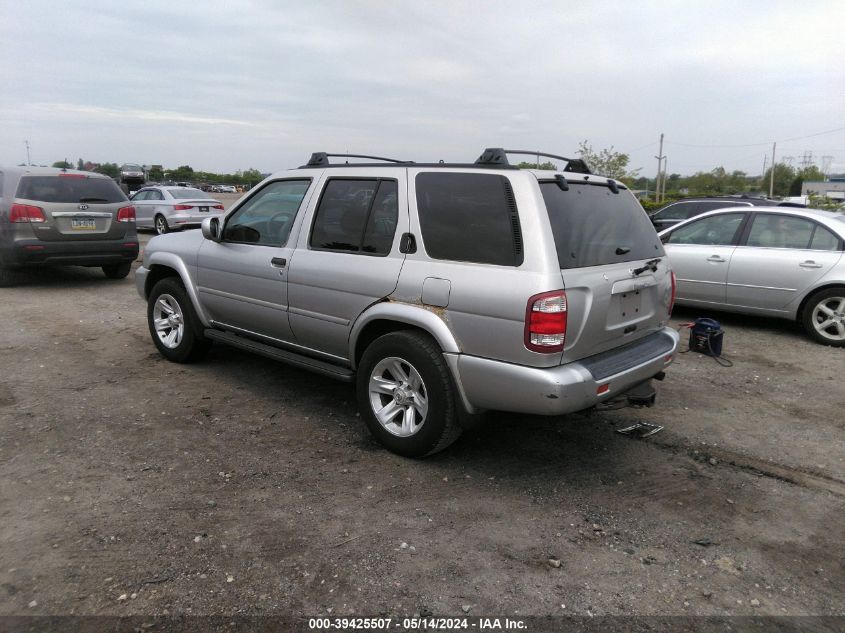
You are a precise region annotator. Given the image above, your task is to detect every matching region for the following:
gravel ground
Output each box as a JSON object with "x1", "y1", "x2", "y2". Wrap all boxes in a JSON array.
[{"x1": 1, "y1": 216, "x2": 843, "y2": 623}]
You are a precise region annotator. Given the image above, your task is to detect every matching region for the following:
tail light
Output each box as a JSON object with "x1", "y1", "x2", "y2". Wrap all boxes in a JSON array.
[
  {"x1": 10, "y1": 203, "x2": 46, "y2": 223},
  {"x1": 668, "y1": 271, "x2": 677, "y2": 316},
  {"x1": 525, "y1": 290, "x2": 567, "y2": 353},
  {"x1": 117, "y1": 206, "x2": 136, "y2": 222},
  {"x1": 212, "y1": 204, "x2": 224, "y2": 210},
  {"x1": 173, "y1": 204, "x2": 193, "y2": 211}
]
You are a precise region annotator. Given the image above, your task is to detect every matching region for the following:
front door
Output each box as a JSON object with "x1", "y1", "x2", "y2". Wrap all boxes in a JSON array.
[
  {"x1": 286, "y1": 169, "x2": 408, "y2": 360},
  {"x1": 195, "y1": 178, "x2": 314, "y2": 343}
]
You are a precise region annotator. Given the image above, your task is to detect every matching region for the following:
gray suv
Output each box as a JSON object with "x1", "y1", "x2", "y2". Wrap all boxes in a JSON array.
[
  {"x1": 0, "y1": 167, "x2": 139, "y2": 285},
  {"x1": 136, "y1": 149, "x2": 680, "y2": 457}
]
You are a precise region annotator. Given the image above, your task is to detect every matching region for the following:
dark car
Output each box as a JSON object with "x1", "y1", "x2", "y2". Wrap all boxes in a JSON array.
[
  {"x1": 649, "y1": 196, "x2": 806, "y2": 231},
  {"x1": 0, "y1": 167, "x2": 139, "y2": 286}
]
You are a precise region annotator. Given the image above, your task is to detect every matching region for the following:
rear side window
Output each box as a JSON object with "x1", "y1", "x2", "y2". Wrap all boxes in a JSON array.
[
  {"x1": 540, "y1": 182, "x2": 663, "y2": 269},
  {"x1": 415, "y1": 173, "x2": 523, "y2": 266},
  {"x1": 747, "y1": 214, "x2": 830, "y2": 250},
  {"x1": 16, "y1": 176, "x2": 127, "y2": 204},
  {"x1": 810, "y1": 225, "x2": 841, "y2": 251},
  {"x1": 310, "y1": 179, "x2": 398, "y2": 256}
]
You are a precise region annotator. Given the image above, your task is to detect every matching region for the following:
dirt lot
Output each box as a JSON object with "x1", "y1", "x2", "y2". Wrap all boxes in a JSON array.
[{"x1": 1, "y1": 221, "x2": 843, "y2": 624}]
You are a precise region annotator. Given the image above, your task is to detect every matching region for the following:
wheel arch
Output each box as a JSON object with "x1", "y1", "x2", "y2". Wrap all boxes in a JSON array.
[
  {"x1": 349, "y1": 302, "x2": 461, "y2": 370},
  {"x1": 143, "y1": 253, "x2": 211, "y2": 327}
]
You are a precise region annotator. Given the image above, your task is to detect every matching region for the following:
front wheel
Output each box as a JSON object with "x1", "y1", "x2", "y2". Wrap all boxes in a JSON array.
[
  {"x1": 356, "y1": 330, "x2": 461, "y2": 458},
  {"x1": 802, "y1": 287, "x2": 845, "y2": 346},
  {"x1": 147, "y1": 277, "x2": 211, "y2": 362},
  {"x1": 155, "y1": 214, "x2": 170, "y2": 235}
]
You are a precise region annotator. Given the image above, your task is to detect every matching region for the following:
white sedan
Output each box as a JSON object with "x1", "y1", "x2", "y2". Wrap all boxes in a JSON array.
[{"x1": 130, "y1": 186, "x2": 225, "y2": 235}]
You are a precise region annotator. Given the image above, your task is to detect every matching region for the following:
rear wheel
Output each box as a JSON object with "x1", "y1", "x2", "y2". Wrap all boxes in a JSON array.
[
  {"x1": 356, "y1": 330, "x2": 461, "y2": 458},
  {"x1": 147, "y1": 277, "x2": 211, "y2": 362},
  {"x1": 102, "y1": 262, "x2": 131, "y2": 279},
  {"x1": 802, "y1": 287, "x2": 845, "y2": 346},
  {"x1": 155, "y1": 214, "x2": 170, "y2": 235}
]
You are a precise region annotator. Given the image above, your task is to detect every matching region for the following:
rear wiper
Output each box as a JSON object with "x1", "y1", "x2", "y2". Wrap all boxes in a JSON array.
[
  {"x1": 78, "y1": 197, "x2": 109, "y2": 203},
  {"x1": 632, "y1": 258, "x2": 661, "y2": 276}
]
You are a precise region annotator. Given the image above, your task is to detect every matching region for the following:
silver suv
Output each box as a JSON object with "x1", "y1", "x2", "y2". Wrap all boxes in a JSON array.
[{"x1": 136, "y1": 149, "x2": 680, "y2": 457}]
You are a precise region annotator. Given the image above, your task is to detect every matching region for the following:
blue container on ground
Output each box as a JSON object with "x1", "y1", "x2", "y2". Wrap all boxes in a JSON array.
[{"x1": 689, "y1": 318, "x2": 723, "y2": 356}]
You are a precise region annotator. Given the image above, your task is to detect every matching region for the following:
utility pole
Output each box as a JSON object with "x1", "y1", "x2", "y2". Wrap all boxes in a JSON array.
[
  {"x1": 25, "y1": 140, "x2": 31, "y2": 166},
  {"x1": 654, "y1": 133, "x2": 665, "y2": 203},
  {"x1": 661, "y1": 157, "x2": 668, "y2": 201},
  {"x1": 768, "y1": 142, "x2": 776, "y2": 198}
]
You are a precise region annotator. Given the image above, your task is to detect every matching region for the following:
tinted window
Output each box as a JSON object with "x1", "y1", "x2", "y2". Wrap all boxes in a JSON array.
[
  {"x1": 167, "y1": 188, "x2": 211, "y2": 199},
  {"x1": 655, "y1": 202, "x2": 695, "y2": 220},
  {"x1": 149, "y1": 190, "x2": 164, "y2": 201},
  {"x1": 310, "y1": 179, "x2": 398, "y2": 255},
  {"x1": 223, "y1": 179, "x2": 310, "y2": 246},
  {"x1": 810, "y1": 225, "x2": 840, "y2": 251},
  {"x1": 416, "y1": 173, "x2": 522, "y2": 266},
  {"x1": 667, "y1": 213, "x2": 744, "y2": 246},
  {"x1": 131, "y1": 191, "x2": 149, "y2": 201},
  {"x1": 746, "y1": 214, "x2": 815, "y2": 249},
  {"x1": 16, "y1": 176, "x2": 127, "y2": 203},
  {"x1": 541, "y1": 182, "x2": 663, "y2": 269}
]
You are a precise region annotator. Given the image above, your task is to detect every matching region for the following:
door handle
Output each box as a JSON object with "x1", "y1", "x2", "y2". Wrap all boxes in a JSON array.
[
  {"x1": 706, "y1": 255, "x2": 726, "y2": 263},
  {"x1": 799, "y1": 260, "x2": 823, "y2": 269},
  {"x1": 270, "y1": 257, "x2": 287, "y2": 268}
]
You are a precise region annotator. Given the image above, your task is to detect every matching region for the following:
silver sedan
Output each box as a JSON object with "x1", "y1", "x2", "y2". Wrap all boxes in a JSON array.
[
  {"x1": 659, "y1": 206, "x2": 845, "y2": 346},
  {"x1": 130, "y1": 186, "x2": 226, "y2": 235}
]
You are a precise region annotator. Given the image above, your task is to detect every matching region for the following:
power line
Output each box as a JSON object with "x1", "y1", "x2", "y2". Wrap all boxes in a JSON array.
[{"x1": 663, "y1": 125, "x2": 845, "y2": 149}]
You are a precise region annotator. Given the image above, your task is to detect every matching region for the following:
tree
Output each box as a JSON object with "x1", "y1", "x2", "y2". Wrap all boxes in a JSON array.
[
  {"x1": 760, "y1": 163, "x2": 796, "y2": 197},
  {"x1": 94, "y1": 162, "x2": 119, "y2": 178},
  {"x1": 148, "y1": 165, "x2": 164, "y2": 182},
  {"x1": 76, "y1": 158, "x2": 84, "y2": 171},
  {"x1": 790, "y1": 165, "x2": 825, "y2": 196},
  {"x1": 517, "y1": 161, "x2": 557, "y2": 170},
  {"x1": 52, "y1": 160, "x2": 72, "y2": 168},
  {"x1": 577, "y1": 141, "x2": 641, "y2": 183}
]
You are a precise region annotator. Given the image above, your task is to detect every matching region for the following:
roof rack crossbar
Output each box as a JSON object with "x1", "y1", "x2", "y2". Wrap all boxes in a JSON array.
[
  {"x1": 474, "y1": 148, "x2": 592, "y2": 174},
  {"x1": 305, "y1": 152, "x2": 413, "y2": 167}
]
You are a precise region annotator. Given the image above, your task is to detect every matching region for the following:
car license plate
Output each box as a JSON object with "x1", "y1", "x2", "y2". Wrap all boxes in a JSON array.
[
  {"x1": 71, "y1": 219, "x2": 96, "y2": 230},
  {"x1": 199, "y1": 206, "x2": 209, "y2": 212}
]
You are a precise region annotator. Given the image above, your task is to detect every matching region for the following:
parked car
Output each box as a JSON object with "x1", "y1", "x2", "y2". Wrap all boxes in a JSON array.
[
  {"x1": 136, "y1": 148, "x2": 680, "y2": 457},
  {"x1": 650, "y1": 196, "x2": 806, "y2": 232},
  {"x1": 659, "y1": 207, "x2": 845, "y2": 345},
  {"x1": 130, "y1": 186, "x2": 225, "y2": 235},
  {"x1": 119, "y1": 164, "x2": 145, "y2": 188},
  {"x1": 217, "y1": 184, "x2": 237, "y2": 194},
  {"x1": 0, "y1": 167, "x2": 138, "y2": 285}
]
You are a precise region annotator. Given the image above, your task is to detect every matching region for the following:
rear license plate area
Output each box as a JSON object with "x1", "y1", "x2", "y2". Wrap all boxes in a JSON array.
[
  {"x1": 71, "y1": 219, "x2": 96, "y2": 230},
  {"x1": 199, "y1": 206, "x2": 209, "y2": 212},
  {"x1": 616, "y1": 290, "x2": 642, "y2": 320}
]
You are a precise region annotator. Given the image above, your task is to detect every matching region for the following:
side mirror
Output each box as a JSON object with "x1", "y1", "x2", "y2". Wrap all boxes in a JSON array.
[{"x1": 202, "y1": 216, "x2": 222, "y2": 242}]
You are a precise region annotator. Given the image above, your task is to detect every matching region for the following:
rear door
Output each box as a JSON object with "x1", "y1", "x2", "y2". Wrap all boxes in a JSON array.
[
  {"x1": 661, "y1": 211, "x2": 747, "y2": 305},
  {"x1": 15, "y1": 174, "x2": 130, "y2": 241},
  {"x1": 539, "y1": 180, "x2": 673, "y2": 360},
  {"x1": 286, "y1": 168, "x2": 408, "y2": 359},
  {"x1": 725, "y1": 213, "x2": 843, "y2": 311}
]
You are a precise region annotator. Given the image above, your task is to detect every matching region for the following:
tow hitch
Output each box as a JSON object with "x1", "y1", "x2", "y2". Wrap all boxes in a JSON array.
[{"x1": 594, "y1": 377, "x2": 665, "y2": 437}]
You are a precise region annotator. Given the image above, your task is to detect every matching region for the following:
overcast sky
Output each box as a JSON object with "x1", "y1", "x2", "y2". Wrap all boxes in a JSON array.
[{"x1": 2, "y1": 1, "x2": 844, "y2": 177}]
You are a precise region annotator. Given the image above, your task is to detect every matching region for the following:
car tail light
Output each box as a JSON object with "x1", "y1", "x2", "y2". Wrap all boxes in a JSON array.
[
  {"x1": 525, "y1": 290, "x2": 567, "y2": 353},
  {"x1": 117, "y1": 206, "x2": 136, "y2": 222},
  {"x1": 212, "y1": 204, "x2": 224, "y2": 210},
  {"x1": 668, "y1": 271, "x2": 677, "y2": 316},
  {"x1": 173, "y1": 204, "x2": 193, "y2": 211},
  {"x1": 10, "y1": 203, "x2": 46, "y2": 223}
]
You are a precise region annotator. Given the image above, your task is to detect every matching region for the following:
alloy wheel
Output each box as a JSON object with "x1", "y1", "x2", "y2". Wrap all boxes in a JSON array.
[
  {"x1": 152, "y1": 293, "x2": 185, "y2": 349},
  {"x1": 367, "y1": 356, "x2": 429, "y2": 437},
  {"x1": 811, "y1": 295, "x2": 845, "y2": 342}
]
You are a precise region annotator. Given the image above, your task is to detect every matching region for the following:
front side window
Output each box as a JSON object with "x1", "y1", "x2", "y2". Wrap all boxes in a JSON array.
[
  {"x1": 666, "y1": 213, "x2": 745, "y2": 246},
  {"x1": 746, "y1": 214, "x2": 815, "y2": 249},
  {"x1": 223, "y1": 179, "x2": 311, "y2": 246},
  {"x1": 310, "y1": 179, "x2": 398, "y2": 256},
  {"x1": 416, "y1": 172, "x2": 523, "y2": 266},
  {"x1": 131, "y1": 190, "x2": 149, "y2": 201}
]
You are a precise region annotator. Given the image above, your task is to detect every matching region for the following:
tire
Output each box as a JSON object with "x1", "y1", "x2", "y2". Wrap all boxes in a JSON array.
[
  {"x1": 155, "y1": 214, "x2": 170, "y2": 235},
  {"x1": 102, "y1": 262, "x2": 131, "y2": 280},
  {"x1": 356, "y1": 330, "x2": 462, "y2": 458},
  {"x1": 801, "y1": 287, "x2": 845, "y2": 347},
  {"x1": 147, "y1": 277, "x2": 212, "y2": 362}
]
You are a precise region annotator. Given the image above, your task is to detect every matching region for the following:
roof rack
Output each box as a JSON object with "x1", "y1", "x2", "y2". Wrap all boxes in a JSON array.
[
  {"x1": 303, "y1": 152, "x2": 413, "y2": 168},
  {"x1": 474, "y1": 148, "x2": 591, "y2": 174}
]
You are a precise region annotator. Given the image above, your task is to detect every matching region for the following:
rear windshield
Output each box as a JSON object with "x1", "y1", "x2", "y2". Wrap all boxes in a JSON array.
[
  {"x1": 168, "y1": 188, "x2": 211, "y2": 199},
  {"x1": 540, "y1": 181, "x2": 664, "y2": 269},
  {"x1": 16, "y1": 176, "x2": 127, "y2": 204}
]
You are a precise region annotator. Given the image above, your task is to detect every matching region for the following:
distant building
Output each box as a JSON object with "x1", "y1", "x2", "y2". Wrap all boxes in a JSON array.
[{"x1": 802, "y1": 180, "x2": 845, "y2": 200}]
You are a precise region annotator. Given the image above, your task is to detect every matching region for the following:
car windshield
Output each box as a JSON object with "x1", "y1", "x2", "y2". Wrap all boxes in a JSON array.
[
  {"x1": 121, "y1": 165, "x2": 142, "y2": 171},
  {"x1": 540, "y1": 181, "x2": 664, "y2": 269},
  {"x1": 16, "y1": 176, "x2": 127, "y2": 204},
  {"x1": 167, "y1": 188, "x2": 212, "y2": 199}
]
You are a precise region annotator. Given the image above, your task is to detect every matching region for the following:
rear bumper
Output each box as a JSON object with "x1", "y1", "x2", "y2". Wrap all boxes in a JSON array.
[
  {"x1": 446, "y1": 328, "x2": 680, "y2": 416},
  {"x1": 167, "y1": 212, "x2": 224, "y2": 230},
  {"x1": 3, "y1": 238, "x2": 139, "y2": 267}
]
